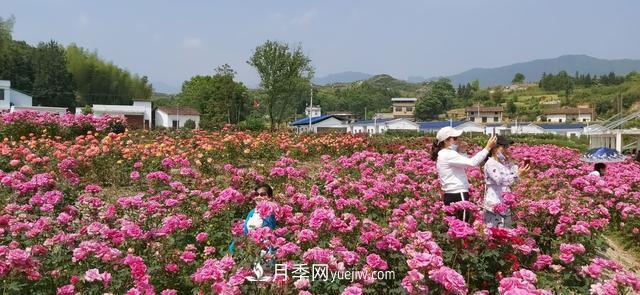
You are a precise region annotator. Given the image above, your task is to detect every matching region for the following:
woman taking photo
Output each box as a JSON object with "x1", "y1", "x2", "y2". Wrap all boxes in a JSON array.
[
  {"x1": 431, "y1": 127, "x2": 497, "y2": 222},
  {"x1": 483, "y1": 137, "x2": 529, "y2": 228}
]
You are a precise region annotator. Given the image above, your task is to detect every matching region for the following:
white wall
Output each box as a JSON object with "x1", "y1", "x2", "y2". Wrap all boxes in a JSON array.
[
  {"x1": 517, "y1": 125, "x2": 544, "y2": 134},
  {"x1": 386, "y1": 120, "x2": 419, "y2": 131},
  {"x1": 11, "y1": 90, "x2": 32, "y2": 107},
  {"x1": 155, "y1": 110, "x2": 200, "y2": 129},
  {"x1": 578, "y1": 114, "x2": 592, "y2": 122},
  {"x1": 133, "y1": 101, "x2": 153, "y2": 128},
  {"x1": 546, "y1": 114, "x2": 567, "y2": 123},
  {"x1": 1, "y1": 81, "x2": 33, "y2": 110},
  {"x1": 0, "y1": 80, "x2": 10, "y2": 110},
  {"x1": 0, "y1": 87, "x2": 9, "y2": 110},
  {"x1": 11, "y1": 106, "x2": 67, "y2": 115},
  {"x1": 484, "y1": 126, "x2": 510, "y2": 135},
  {"x1": 351, "y1": 126, "x2": 365, "y2": 134},
  {"x1": 455, "y1": 122, "x2": 485, "y2": 133},
  {"x1": 469, "y1": 112, "x2": 503, "y2": 123},
  {"x1": 311, "y1": 117, "x2": 343, "y2": 133}
]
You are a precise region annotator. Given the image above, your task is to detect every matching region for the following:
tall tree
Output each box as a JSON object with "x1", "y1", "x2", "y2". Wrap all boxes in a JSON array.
[
  {"x1": 512, "y1": 73, "x2": 525, "y2": 84},
  {"x1": 248, "y1": 40, "x2": 314, "y2": 130},
  {"x1": 32, "y1": 40, "x2": 75, "y2": 108},
  {"x1": 179, "y1": 64, "x2": 249, "y2": 129},
  {"x1": 414, "y1": 95, "x2": 443, "y2": 120},
  {"x1": 430, "y1": 78, "x2": 456, "y2": 111},
  {"x1": 506, "y1": 98, "x2": 517, "y2": 116},
  {"x1": 66, "y1": 44, "x2": 153, "y2": 105},
  {"x1": 414, "y1": 78, "x2": 454, "y2": 120}
]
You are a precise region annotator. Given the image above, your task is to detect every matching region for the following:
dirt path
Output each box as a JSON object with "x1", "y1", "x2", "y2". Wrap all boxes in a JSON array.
[{"x1": 603, "y1": 235, "x2": 640, "y2": 275}]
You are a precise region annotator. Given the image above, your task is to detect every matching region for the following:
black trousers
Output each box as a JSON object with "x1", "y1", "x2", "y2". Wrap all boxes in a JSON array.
[{"x1": 444, "y1": 192, "x2": 471, "y2": 223}]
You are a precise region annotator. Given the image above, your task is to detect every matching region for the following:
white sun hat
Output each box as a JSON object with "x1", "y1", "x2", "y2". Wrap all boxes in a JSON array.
[{"x1": 436, "y1": 126, "x2": 463, "y2": 144}]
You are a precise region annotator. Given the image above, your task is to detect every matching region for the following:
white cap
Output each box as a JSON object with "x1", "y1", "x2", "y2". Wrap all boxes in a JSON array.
[{"x1": 436, "y1": 126, "x2": 463, "y2": 144}]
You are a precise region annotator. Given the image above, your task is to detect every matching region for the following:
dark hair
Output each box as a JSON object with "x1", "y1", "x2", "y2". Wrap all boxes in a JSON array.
[
  {"x1": 594, "y1": 163, "x2": 606, "y2": 172},
  {"x1": 430, "y1": 139, "x2": 445, "y2": 161},
  {"x1": 485, "y1": 145, "x2": 499, "y2": 163},
  {"x1": 255, "y1": 183, "x2": 273, "y2": 197}
]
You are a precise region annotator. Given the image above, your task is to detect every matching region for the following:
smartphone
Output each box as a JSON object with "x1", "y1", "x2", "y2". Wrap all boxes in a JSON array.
[{"x1": 524, "y1": 159, "x2": 531, "y2": 166}]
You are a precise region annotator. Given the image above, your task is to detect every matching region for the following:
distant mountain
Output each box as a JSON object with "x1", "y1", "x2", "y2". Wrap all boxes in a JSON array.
[
  {"x1": 152, "y1": 81, "x2": 180, "y2": 94},
  {"x1": 439, "y1": 55, "x2": 640, "y2": 87},
  {"x1": 313, "y1": 71, "x2": 372, "y2": 85}
]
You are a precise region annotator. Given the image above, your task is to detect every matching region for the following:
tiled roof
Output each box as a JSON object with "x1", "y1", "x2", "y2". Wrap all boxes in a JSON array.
[{"x1": 465, "y1": 106, "x2": 504, "y2": 112}]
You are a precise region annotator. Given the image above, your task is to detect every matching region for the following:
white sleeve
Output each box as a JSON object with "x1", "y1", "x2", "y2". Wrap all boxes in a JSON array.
[{"x1": 448, "y1": 148, "x2": 490, "y2": 168}]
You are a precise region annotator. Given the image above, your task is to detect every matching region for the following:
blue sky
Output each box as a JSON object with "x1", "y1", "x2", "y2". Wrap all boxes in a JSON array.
[{"x1": 4, "y1": 0, "x2": 640, "y2": 91}]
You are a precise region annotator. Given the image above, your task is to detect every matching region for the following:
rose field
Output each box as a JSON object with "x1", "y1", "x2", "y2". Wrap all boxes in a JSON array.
[{"x1": 2, "y1": 112, "x2": 640, "y2": 295}]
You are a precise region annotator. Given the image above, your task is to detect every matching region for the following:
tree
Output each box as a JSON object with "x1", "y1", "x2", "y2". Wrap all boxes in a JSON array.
[
  {"x1": 512, "y1": 73, "x2": 525, "y2": 84},
  {"x1": 491, "y1": 87, "x2": 504, "y2": 105},
  {"x1": 429, "y1": 78, "x2": 456, "y2": 111},
  {"x1": 506, "y1": 99, "x2": 517, "y2": 116},
  {"x1": 66, "y1": 44, "x2": 153, "y2": 105},
  {"x1": 414, "y1": 78, "x2": 454, "y2": 120},
  {"x1": 0, "y1": 16, "x2": 35, "y2": 92},
  {"x1": 471, "y1": 79, "x2": 480, "y2": 91},
  {"x1": 32, "y1": 40, "x2": 76, "y2": 108},
  {"x1": 179, "y1": 64, "x2": 249, "y2": 129},
  {"x1": 414, "y1": 95, "x2": 443, "y2": 120},
  {"x1": 248, "y1": 40, "x2": 314, "y2": 130},
  {"x1": 183, "y1": 119, "x2": 196, "y2": 129}
]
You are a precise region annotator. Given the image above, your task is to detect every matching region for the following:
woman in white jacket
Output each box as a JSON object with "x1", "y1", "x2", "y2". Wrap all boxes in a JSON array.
[
  {"x1": 432, "y1": 127, "x2": 497, "y2": 222},
  {"x1": 483, "y1": 137, "x2": 529, "y2": 228}
]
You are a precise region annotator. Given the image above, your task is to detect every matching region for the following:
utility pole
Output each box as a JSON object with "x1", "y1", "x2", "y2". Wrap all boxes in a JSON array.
[{"x1": 308, "y1": 82, "x2": 313, "y2": 133}]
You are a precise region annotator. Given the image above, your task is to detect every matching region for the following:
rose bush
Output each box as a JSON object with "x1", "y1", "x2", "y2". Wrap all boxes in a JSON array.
[{"x1": 1, "y1": 118, "x2": 640, "y2": 294}]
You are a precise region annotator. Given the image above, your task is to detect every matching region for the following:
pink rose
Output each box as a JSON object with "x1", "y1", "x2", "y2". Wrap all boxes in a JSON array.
[{"x1": 196, "y1": 232, "x2": 208, "y2": 242}]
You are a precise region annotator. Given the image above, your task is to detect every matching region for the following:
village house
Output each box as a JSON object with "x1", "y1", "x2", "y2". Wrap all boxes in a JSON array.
[
  {"x1": 465, "y1": 105, "x2": 504, "y2": 123},
  {"x1": 391, "y1": 97, "x2": 417, "y2": 119},
  {"x1": 1, "y1": 80, "x2": 67, "y2": 114},
  {"x1": 541, "y1": 106, "x2": 594, "y2": 123},
  {"x1": 155, "y1": 106, "x2": 201, "y2": 129}
]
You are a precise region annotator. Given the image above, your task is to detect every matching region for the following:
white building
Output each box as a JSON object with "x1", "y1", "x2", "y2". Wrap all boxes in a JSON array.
[
  {"x1": 1, "y1": 80, "x2": 71, "y2": 114},
  {"x1": 11, "y1": 106, "x2": 67, "y2": 115},
  {"x1": 418, "y1": 120, "x2": 464, "y2": 133},
  {"x1": 541, "y1": 107, "x2": 593, "y2": 123},
  {"x1": 82, "y1": 100, "x2": 153, "y2": 129},
  {"x1": 454, "y1": 121, "x2": 486, "y2": 134},
  {"x1": 0, "y1": 80, "x2": 33, "y2": 111},
  {"x1": 155, "y1": 106, "x2": 200, "y2": 129},
  {"x1": 391, "y1": 97, "x2": 417, "y2": 118},
  {"x1": 289, "y1": 115, "x2": 346, "y2": 133},
  {"x1": 465, "y1": 106, "x2": 504, "y2": 123},
  {"x1": 349, "y1": 118, "x2": 419, "y2": 135},
  {"x1": 305, "y1": 105, "x2": 322, "y2": 118}
]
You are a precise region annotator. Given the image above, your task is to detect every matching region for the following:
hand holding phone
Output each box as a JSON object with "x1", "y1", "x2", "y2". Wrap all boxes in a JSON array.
[{"x1": 524, "y1": 158, "x2": 531, "y2": 166}]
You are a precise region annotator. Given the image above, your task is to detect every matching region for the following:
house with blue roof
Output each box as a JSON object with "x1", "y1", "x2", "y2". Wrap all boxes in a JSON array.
[
  {"x1": 418, "y1": 120, "x2": 464, "y2": 133},
  {"x1": 289, "y1": 115, "x2": 347, "y2": 133},
  {"x1": 349, "y1": 118, "x2": 419, "y2": 134},
  {"x1": 511, "y1": 122, "x2": 587, "y2": 137}
]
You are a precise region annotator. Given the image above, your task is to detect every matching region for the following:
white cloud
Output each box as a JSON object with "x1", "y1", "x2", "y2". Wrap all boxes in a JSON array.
[
  {"x1": 291, "y1": 10, "x2": 317, "y2": 26},
  {"x1": 182, "y1": 37, "x2": 203, "y2": 49}
]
